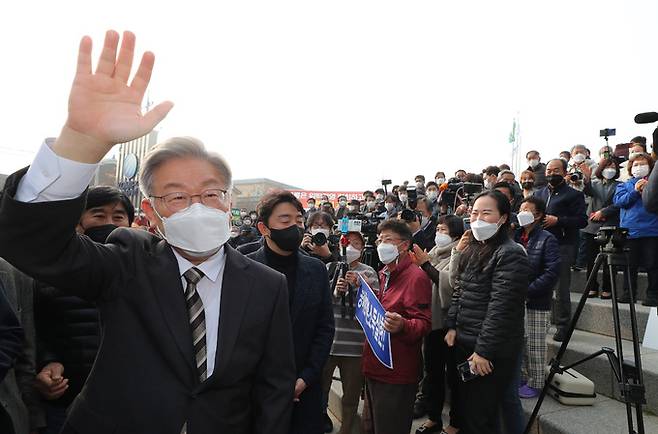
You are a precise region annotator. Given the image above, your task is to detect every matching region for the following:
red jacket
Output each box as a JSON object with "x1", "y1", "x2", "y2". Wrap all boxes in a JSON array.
[{"x1": 362, "y1": 254, "x2": 432, "y2": 384}]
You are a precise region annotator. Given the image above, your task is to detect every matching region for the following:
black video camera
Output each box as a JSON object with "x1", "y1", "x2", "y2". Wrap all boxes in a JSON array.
[
  {"x1": 569, "y1": 171, "x2": 583, "y2": 182},
  {"x1": 594, "y1": 226, "x2": 628, "y2": 252}
]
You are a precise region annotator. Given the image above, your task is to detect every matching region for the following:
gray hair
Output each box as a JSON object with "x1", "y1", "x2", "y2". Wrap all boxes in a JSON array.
[
  {"x1": 139, "y1": 136, "x2": 232, "y2": 196},
  {"x1": 570, "y1": 144, "x2": 588, "y2": 154}
]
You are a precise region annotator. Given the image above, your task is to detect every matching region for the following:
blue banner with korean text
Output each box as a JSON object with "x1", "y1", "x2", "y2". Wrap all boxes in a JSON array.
[{"x1": 355, "y1": 274, "x2": 393, "y2": 369}]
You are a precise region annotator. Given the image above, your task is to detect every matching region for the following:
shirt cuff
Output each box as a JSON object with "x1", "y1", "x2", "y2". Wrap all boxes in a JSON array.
[{"x1": 15, "y1": 139, "x2": 98, "y2": 203}]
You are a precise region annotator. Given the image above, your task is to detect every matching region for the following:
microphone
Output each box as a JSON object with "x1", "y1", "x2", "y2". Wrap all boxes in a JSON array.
[{"x1": 634, "y1": 112, "x2": 658, "y2": 124}]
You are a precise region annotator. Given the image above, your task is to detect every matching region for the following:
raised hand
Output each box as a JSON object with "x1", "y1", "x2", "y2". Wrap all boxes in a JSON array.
[{"x1": 53, "y1": 30, "x2": 173, "y2": 163}]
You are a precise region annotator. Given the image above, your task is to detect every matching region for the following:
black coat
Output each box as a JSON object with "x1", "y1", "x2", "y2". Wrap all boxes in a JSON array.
[
  {"x1": 0, "y1": 169, "x2": 296, "y2": 434},
  {"x1": 533, "y1": 182, "x2": 588, "y2": 245},
  {"x1": 248, "y1": 247, "x2": 335, "y2": 434},
  {"x1": 447, "y1": 238, "x2": 529, "y2": 360},
  {"x1": 0, "y1": 282, "x2": 22, "y2": 383},
  {"x1": 34, "y1": 282, "x2": 101, "y2": 406},
  {"x1": 514, "y1": 227, "x2": 560, "y2": 310}
]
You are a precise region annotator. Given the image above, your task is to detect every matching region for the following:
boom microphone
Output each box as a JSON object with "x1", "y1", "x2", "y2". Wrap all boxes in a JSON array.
[{"x1": 634, "y1": 112, "x2": 658, "y2": 124}]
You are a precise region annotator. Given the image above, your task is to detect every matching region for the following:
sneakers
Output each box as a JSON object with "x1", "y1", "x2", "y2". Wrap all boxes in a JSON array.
[
  {"x1": 553, "y1": 329, "x2": 567, "y2": 342},
  {"x1": 322, "y1": 412, "x2": 333, "y2": 433},
  {"x1": 519, "y1": 384, "x2": 541, "y2": 399}
]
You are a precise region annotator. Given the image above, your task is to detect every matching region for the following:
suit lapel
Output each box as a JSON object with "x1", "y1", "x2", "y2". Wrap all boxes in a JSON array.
[
  {"x1": 150, "y1": 241, "x2": 196, "y2": 374},
  {"x1": 207, "y1": 246, "x2": 251, "y2": 382}
]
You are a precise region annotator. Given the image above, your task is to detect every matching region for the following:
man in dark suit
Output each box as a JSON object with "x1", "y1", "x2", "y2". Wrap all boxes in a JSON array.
[
  {"x1": 0, "y1": 30, "x2": 295, "y2": 434},
  {"x1": 533, "y1": 158, "x2": 587, "y2": 342},
  {"x1": 248, "y1": 190, "x2": 335, "y2": 434}
]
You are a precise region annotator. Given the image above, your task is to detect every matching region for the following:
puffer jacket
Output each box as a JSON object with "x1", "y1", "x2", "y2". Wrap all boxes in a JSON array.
[
  {"x1": 514, "y1": 226, "x2": 560, "y2": 310},
  {"x1": 614, "y1": 177, "x2": 658, "y2": 239},
  {"x1": 446, "y1": 238, "x2": 529, "y2": 360},
  {"x1": 34, "y1": 282, "x2": 101, "y2": 407}
]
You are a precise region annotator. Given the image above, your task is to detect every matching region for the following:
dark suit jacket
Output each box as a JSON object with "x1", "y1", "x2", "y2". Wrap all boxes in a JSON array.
[
  {"x1": 0, "y1": 170, "x2": 296, "y2": 434},
  {"x1": 247, "y1": 247, "x2": 334, "y2": 434},
  {"x1": 533, "y1": 182, "x2": 587, "y2": 245},
  {"x1": 0, "y1": 281, "x2": 22, "y2": 383}
]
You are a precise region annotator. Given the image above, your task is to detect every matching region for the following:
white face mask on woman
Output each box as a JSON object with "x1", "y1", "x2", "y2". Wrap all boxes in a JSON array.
[
  {"x1": 470, "y1": 217, "x2": 503, "y2": 241},
  {"x1": 154, "y1": 202, "x2": 231, "y2": 257},
  {"x1": 377, "y1": 242, "x2": 400, "y2": 265},
  {"x1": 516, "y1": 211, "x2": 535, "y2": 227},
  {"x1": 434, "y1": 233, "x2": 453, "y2": 248},
  {"x1": 601, "y1": 168, "x2": 617, "y2": 180},
  {"x1": 632, "y1": 165, "x2": 649, "y2": 179}
]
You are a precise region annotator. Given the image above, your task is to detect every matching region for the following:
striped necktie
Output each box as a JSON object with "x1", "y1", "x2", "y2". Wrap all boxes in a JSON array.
[{"x1": 183, "y1": 267, "x2": 207, "y2": 382}]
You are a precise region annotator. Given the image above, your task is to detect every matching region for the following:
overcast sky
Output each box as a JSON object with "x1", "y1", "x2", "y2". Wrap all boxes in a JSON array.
[{"x1": 1, "y1": 0, "x2": 657, "y2": 191}]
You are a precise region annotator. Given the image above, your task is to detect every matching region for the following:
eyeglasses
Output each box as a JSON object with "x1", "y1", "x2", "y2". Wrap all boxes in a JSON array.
[
  {"x1": 150, "y1": 189, "x2": 230, "y2": 212},
  {"x1": 375, "y1": 236, "x2": 402, "y2": 246}
]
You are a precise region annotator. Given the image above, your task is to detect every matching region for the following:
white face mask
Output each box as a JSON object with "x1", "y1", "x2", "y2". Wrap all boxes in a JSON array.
[
  {"x1": 376, "y1": 194, "x2": 384, "y2": 201},
  {"x1": 399, "y1": 195, "x2": 408, "y2": 202},
  {"x1": 308, "y1": 203, "x2": 316, "y2": 209},
  {"x1": 155, "y1": 203, "x2": 231, "y2": 257},
  {"x1": 435, "y1": 178, "x2": 445, "y2": 185},
  {"x1": 385, "y1": 203, "x2": 395, "y2": 212},
  {"x1": 572, "y1": 153, "x2": 586, "y2": 164},
  {"x1": 377, "y1": 242, "x2": 400, "y2": 265},
  {"x1": 470, "y1": 217, "x2": 502, "y2": 241},
  {"x1": 311, "y1": 228, "x2": 331, "y2": 238},
  {"x1": 427, "y1": 191, "x2": 438, "y2": 201},
  {"x1": 346, "y1": 245, "x2": 362, "y2": 264},
  {"x1": 602, "y1": 168, "x2": 617, "y2": 180},
  {"x1": 629, "y1": 151, "x2": 641, "y2": 161},
  {"x1": 416, "y1": 182, "x2": 424, "y2": 189},
  {"x1": 348, "y1": 205, "x2": 358, "y2": 212},
  {"x1": 367, "y1": 201, "x2": 376, "y2": 209},
  {"x1": 434, "y1": 232, "x2": 453, "y2": 248},
  {"x1": 484, "y1": 180, "x2": 494, "y2": 189},
  {"x1": 339, "y1": 201, "x2": 347, "y2": 207},
  {"x1": 517, "y1": 211, "x2": 536, "y2": 227},
  {"x1": 632, "y1": 165, "x2": 649, "y2": 179},
  {"x1": 528, "y1": 159, "x2": 540, "y2": 169}
]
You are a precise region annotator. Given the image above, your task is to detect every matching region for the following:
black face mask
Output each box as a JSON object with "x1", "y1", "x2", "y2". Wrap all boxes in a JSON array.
[
  {"x1": 521, "y1": 181, "x2": 535, "y2": 190},
  {"x1": 268, "y1": 224, "x2": 303, "y2": 252},
  {"x1": 547, "y1": 174, "x2": 564, "y2": 187},
  {"x1": 84, "y1": 224, "x2": 119, "y2": 243}
]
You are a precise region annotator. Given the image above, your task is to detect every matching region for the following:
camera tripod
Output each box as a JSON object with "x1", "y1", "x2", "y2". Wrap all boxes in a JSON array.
[{"x1": 524, "y1": 228, "x2": 646, "y2": 434}]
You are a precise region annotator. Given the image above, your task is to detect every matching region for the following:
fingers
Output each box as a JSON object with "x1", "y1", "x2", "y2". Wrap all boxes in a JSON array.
[
  {"x1": 141, "y1": 101, "x2": 174, "y2": 131},
  {"x1": 114, "y1": 31, "x2": 136, "y2": 83},
  {"x1": 76, "y1": 35, "x2": 93, "y2": 75},
  {"x1": 130, "y1": 51, "x2": 156, "y2": 96},
  {"x1": 95, "y1": 30, "x2": 120, "y2": 76}
]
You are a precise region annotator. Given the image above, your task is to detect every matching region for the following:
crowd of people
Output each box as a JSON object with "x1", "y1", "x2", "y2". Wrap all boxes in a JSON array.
[{"x1": 2, "y1": 30, "x2": 658, "y2": 434}]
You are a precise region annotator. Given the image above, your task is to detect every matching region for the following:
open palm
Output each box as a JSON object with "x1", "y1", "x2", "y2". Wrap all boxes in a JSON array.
[{"x1": 65, "y1": 30, "x2": 172, "y2": 147}]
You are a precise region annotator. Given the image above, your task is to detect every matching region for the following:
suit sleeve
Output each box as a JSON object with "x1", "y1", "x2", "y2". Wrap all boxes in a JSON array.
[
  {"x1": 0, "y1": 169, "x2": 128, "y2": 301},
  {"x1": 299, "y1": 264, "x2": 335, "y2": 387},
  {"x1": 474, "y1": 247, "x2": 528, "y2": 360},
  {"x1": 614, "y1": 181, "x2": 641, "y2": 209},
  {"x1": 643, "y1": 168, "x2": 658, "y2": 214},
  {"x1": 398, "y1": 272, "x2": 432, "y2": 345},
  {"x1": 253, "y1": 274, "x2": 296, "y2": 434},
  {"x1": 0, "y1": 286, "x2": 23, "y2": 382},
  {"x1": 528, "y1": 234, "x2": 560, "y2": 300}
]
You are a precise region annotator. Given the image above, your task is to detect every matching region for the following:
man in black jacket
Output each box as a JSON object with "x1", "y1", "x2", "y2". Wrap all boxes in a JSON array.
[
  {"x1": 249, "y1": 190, "x2": 334, "y2": 434},
  {"x1": 526, "y1": 150, "x2": 548, "y2": 188},
  {"x1": 0, "y1": 30, "x2": 295, "y2": 434},
  {"x1": 533, "y1": 159, "x2": 587, "y2": 341},
  {"x1": 34, "y1": 186, "x2": 134, "y2": 434}
]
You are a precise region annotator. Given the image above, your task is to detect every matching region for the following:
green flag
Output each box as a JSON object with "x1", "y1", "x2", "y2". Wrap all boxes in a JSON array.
[{"x1": 508, "y1": 119, "x2": 516, "y2": 144}]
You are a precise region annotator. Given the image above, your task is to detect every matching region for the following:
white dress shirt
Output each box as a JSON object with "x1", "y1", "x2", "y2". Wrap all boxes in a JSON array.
[{"x1": 15, "y1": 140, "x2": 225, "y2": 377}]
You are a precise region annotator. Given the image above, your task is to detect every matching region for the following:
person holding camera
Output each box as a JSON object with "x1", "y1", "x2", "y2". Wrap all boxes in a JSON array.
[
  {"x1": 303, "y1": 211, "x2": 340, "y2": 264},
  {"x1": 613, "y1": 153, "x2": 658, "y2": 305},
  {"x1": 582, "y1": 157, "x2": 621, "y2": 299},
  {"x1": 409, "y1": 215, "x2": 465, "y2": 434},
  {"x1": 362, "y1": 220, "x2": 431, "y2": 434},
  {"x1": 321, "y1": 231, "x2": 379, "y2": 434},
  {"x1": 444, "y1": 190, "x2": 529, "y2": 434},
  {"x1": 533, "y1": 158, "x2": 587, "y2": 342}
]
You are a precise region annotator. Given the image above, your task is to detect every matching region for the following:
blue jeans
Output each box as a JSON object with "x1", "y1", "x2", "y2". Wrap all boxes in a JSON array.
[{"x1": 497, "y1": 352, "x2": 524, "y2": 434}]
